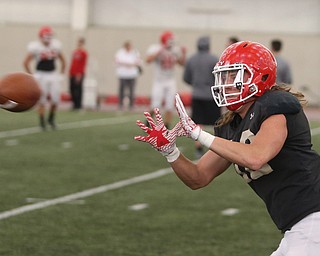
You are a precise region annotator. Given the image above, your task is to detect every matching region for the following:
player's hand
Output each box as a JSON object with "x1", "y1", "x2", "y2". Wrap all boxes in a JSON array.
[
  {"x1": 175, "y1": 93, "x2": 201, "y2": 141},
  {"x1": 175, "y1": 93, "x2": 216, "y2": 148},
  {"x1": 134, "y1": 108, "x2": 183, "y2": 158}
]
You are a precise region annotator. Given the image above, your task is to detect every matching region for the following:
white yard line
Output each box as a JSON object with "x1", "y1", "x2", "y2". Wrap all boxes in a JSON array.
[{"x1": 0, "y1": 168, "x2": 172, "y2": 221}]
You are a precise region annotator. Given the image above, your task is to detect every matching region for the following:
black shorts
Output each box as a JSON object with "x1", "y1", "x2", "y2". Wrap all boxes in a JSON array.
[{"x1": 191, "y1": 98, "x2": 221, "y2": 126}]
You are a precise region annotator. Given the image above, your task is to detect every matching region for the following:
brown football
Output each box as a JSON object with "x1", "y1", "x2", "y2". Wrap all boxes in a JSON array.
[{"x1": 0, "y1": 72, "x2": 41, "y2": 112}]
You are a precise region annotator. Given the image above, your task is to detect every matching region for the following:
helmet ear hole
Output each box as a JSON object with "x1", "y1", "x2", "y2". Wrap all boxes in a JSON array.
[{"x1": 262, "y1": 74, "x2": 269, "y2": 82}]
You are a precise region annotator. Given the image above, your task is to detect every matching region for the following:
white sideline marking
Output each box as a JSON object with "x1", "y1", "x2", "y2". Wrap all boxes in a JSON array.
[
  {"x1": 25, "y1": 197, "x2": 85, "y2": 205},
  {"x1": 0, "y1": 168, "x2": 172, "y2": 221},
  {"x1": 118, "y1": 144, "x2": 129, "y2": 151},
  {"x1": 311, "y1": 126, "x2": 320, "y2": 136},
  {"x1": 128, "y1": 203, "x2": 149, "y2": 211},
  {"x1": 0, "y1": 115, "x2": 139, "y2": 139},
  {"x1": 5, "y1": 139, "x2": 19, "y2": 146},
  {"x1": 221, "y1": 208, "x2": 240, "y2": 216},
  {"x1": 61, "y1": 141, "x2": 73, "y2": 149}
]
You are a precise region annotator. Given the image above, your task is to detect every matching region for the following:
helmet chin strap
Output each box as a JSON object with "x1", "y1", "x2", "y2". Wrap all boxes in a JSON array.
[{"x1": 230, "y1": 97, "x2": 256, "y2": 113}]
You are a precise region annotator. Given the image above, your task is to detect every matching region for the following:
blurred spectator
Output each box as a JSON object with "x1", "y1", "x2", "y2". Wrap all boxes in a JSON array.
[
  {"x1": 183, "y1": 36, "x2": 220, "y2": 158},
  {"x1": 23, "y1": 26, "x2": 66, "y2": 130},
  {"x1": 115, "y1": 40, "x2": 142, "y2": 111},
  {"x1": 271, "y1": 39, "x2": 293, "y2": 85},
  {"x1": 226, "y1": 36, "x2": 239, "y2": 47},
  {"x1": 146, "y1": 31, "x2": 186, "y2": 128},
  {"x1": 69, "y1": 37, "x2": 88, "y2": 111}
]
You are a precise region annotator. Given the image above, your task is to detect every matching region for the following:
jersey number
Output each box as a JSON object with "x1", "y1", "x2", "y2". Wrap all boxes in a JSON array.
[
  {"x1": 159, "y1": 51, "x2": 176, "y2": 69},
  {"x1": 234, "y1": 129, "x2": 274, "y2": 182}
]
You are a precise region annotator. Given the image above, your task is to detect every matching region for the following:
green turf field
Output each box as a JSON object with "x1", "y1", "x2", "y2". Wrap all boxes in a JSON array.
[{"x1": 0, "y1": 108, "x2": 319, "y2": 256}]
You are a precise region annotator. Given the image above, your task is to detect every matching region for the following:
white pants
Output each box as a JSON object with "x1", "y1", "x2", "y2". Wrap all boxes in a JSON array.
[
  {"x1": 151, "y1": 78, "x2": 176, "y2": 111},
  {"x1": 34, "y1": 71, "x2": 61, "y2": 105},
  {"x1": 271, "y1": 211, "x2": 320, "y2": 256}
]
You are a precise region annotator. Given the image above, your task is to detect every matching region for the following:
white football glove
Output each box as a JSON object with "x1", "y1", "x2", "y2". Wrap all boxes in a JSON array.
[
  {"x1": 175, "y1": 93, "x2": 201, "y2": 140},
  {"x1": 134, "y1": 108, "x2": 183, "y2": 162},
  {"x1": 175, "y1": 93, "x2": 216, "y2": 148}
]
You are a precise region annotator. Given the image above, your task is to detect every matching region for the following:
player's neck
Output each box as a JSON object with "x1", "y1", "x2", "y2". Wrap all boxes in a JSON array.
[{"x1": 236, "y1": 100, "x2": 255, "y2": 119}]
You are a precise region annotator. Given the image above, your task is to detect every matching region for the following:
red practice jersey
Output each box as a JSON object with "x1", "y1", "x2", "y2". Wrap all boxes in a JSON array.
[{"x1": 69, "y1": 48, "x2": 87, "y2": 76}]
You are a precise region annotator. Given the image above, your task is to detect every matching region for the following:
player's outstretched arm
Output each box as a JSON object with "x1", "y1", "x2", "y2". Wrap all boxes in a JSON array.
[{"x1": 134, "y1": 107, "x2": 231, "y2": 189}]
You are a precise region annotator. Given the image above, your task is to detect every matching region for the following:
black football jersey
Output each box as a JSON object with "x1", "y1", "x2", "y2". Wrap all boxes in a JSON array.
[
  {"x1": 36, "y1": 59, "x2": 55, "y2": 71},
  {"x1": 215, "y1": 90, "x2": 320, "y2": 232}
]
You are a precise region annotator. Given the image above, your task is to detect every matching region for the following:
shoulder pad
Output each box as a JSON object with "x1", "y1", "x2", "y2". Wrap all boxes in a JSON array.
[
  {"x1": 256, "y1": 90, "x2": 301, "y2": 117},
  {"x1": 51, "y1": 39, "x2": 62, "y2": 50},
  {"x1": 27, "y1": 41, "x2": 40, "y2": 52}
]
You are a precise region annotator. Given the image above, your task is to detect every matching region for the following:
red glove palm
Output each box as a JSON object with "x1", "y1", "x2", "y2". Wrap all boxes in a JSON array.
[{"x1": 134, "y1": 108, "x2": 183, "y2": 157}]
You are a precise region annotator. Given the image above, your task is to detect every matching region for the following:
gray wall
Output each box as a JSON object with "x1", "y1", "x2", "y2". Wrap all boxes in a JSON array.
[{"x1": 0, "y1": 0, "x2": 319, "y2": 104}]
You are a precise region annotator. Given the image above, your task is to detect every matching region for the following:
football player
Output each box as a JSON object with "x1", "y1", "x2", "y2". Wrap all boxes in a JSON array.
[
  {"x1": 135, "y1": 41, "x2": 320, "y2": 255},
  {"x1": 23, "y1": 26, "x2": 66, "y2": 130},
  {"x1": 145, "y1": 31, "x2": 186, "y2": 128}
]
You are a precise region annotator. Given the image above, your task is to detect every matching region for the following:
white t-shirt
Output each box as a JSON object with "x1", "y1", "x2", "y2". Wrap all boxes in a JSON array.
[
  {"x1": 27, "y1": 39, "x2": 62, "y2": 61},
  {"x1": 115, "y1": 48, "x2": 141, "y2": 79},
  {"x1": 27, "y1": 39, "x2": 62, "y2": 71}
]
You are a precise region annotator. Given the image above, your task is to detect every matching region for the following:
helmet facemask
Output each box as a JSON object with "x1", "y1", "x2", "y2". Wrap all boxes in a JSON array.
[
  {"x1": 160, "y1": 31, "x2": 175, "y2": 49},
  {"x1": 41, "y1": 34, "x2": 53, "y2": 44},
  {"x1": 211, "y1": 64, "x2": 258, "y2": 110},
  {"x1": 39, "y1": 26, "x2": 53, "y2": 45}
]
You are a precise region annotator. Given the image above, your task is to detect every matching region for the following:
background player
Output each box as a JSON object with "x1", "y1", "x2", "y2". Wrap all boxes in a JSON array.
[
  {"x1": 135, "y1": 41, "x2": 320, "y2": 255},
  {"x1": 226, "y1": 36, "x2": 239, "y2": 47},
  {"x1": 145, "y1": 31, "x2": 186, "y2": 128},
  {"x1": 23, "y1": 26, "x2": 66, "y2": 130}
]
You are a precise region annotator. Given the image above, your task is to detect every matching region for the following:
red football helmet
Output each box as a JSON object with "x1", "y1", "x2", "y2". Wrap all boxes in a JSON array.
[
  {"x1": 160, "y1": 31, "x2": 174, "y2": 47},
  {"x1": 211, "y1": 41, "x2": 277, "y2": 111},
  {"x1": 38, "y1": 26, "x2": 53, "y2": 43}
]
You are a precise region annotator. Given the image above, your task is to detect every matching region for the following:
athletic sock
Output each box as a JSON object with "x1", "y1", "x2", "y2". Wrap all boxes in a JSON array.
[
  {"x1": 39, "y1": 115, "x2": 46, "y2": 130},
  {"x1": 48, "y1": 112, "x2": 56, "y2": 129}
]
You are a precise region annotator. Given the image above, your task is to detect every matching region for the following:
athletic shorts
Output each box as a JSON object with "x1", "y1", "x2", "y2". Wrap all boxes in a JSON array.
[
  {"x1": 151, "y1": 79, "x2": 176, "y2": 111},
  {"x1": 191, "y1": 98, "x2": 221, "y2": 126},
  {"x1": 34, "y1": 71, "x2": 62, "y2": 104},
  {"x1": 271, "y1": 211, "x2": 320, "y2": 256}
]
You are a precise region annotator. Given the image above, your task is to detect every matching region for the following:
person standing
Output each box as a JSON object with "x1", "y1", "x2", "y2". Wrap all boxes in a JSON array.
[
  {"x1": 271, "y1": 39, "x2": 293, "y2": 85},
  {"x1": 115, "y1": 40, "x2": 142, "y2": 111},
  {"x1": 69, "y1": 37, "x2": 88, "y2": 111},
  {"x1": 146, "y1": 31, "x2": 186, "y2": 128},
  {"x1": 135, "y1": 41, "x2": 320, "y2": 255},
  {"x1": 183, "y1": 36, "x2": 220, "y2": 158},
  {"x1": 23, "y1": 26, "x2": 66, "y2": 130},
  {"x1": 226, "y1": 36, "x2": 239, "y2": 47}
]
